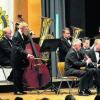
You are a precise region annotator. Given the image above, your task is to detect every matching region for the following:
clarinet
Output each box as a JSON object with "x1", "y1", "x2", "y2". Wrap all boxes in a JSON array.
[{"x1": 84, "y1": 54, "x2": 100, "y2": 68}]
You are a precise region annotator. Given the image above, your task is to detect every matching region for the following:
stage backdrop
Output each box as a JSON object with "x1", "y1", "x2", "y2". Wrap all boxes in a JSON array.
[
  {"x1": 0, "y1": 0, "x2": 13, "y2": 80},
  {"x1": 14, "y1": 0, "x2": 41, "y2": 37}
]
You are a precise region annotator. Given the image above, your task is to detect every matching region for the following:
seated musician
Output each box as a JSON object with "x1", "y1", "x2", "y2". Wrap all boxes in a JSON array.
[
  {"x1": 12, "y1": 22, "x2": 33, "y2": 95},
  {"x1": 65, "y1": 39, "x2": 94, "y2": 96},
  {"x1": 0, "y1": 27, "x2": 14, "y2": 82},
  {"x1": 87, "y1": 39, "x2": 100, "y2": 94},
  {"x1": 81, "y1": 37, "x2": 90, "y2": 53},
  {"x1": 59, "y1": 27, "x2": 72, "y2": 62},
  {"x1": 79, "y1": 37, "x2": 90, "y2": 60}
]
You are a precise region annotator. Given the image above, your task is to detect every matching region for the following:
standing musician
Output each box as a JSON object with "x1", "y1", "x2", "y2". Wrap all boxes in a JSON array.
[
  {"x1": 12, "y1": 22, "x2": 33, "y2": 95},
  {"x1": 65, "y1": 39, "x2": 94, "y2": 96},
  {"x1": 59, "y1": 27, "x2": 72, "y2": 62}
]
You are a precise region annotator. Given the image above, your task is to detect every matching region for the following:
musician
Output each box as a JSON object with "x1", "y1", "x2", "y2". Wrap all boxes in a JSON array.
[
  {"x1": 80, "y1": 37, "x2": 90, "y2": 56},
  {"x1": 0, "y1": 27, "x2": 13, "y2": 65},
  {"x1": 0, "y1": 27, "x2": 14, "y2": 82},
  {"x1": 65, "y1": 39, "x2": 93, "y2": 96},
  {"x1": 59, "y1": 27, "x2": 72, "y2": 62},
  {"x1": 12, "y1": 22, "x2": 33, "y2": 95},
  {"x1": 87, "y1": 39, "x2": 100, "y2": 94}
]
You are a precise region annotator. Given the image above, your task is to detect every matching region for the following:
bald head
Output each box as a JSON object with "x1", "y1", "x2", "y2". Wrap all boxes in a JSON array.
[{"x1": 3, "y1": 27, "x2": 12, "y2": 39}]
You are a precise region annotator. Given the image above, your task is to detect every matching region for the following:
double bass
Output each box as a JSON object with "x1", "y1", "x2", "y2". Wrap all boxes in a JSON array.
[
  {"x1": 24, "y1": 33, "x2": 50, "y2": 89},
  {"x1": 24, "y1": 17, "x2": 53, "y2": 89}
]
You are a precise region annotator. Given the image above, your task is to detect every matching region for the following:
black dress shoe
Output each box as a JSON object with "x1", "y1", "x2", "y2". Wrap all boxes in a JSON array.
[
  {"x1": 14, "y1": 91, "x2": 27, "y2": 95},
  {"x1": 20, "y1": 91, "x2": 27, "y2": 94},
  {"x1": 79, "y1": 90, "x2": 89, "y2": 96},
  {"x1": 85, "y1": 89, "x2": 92, "y2": 95}
]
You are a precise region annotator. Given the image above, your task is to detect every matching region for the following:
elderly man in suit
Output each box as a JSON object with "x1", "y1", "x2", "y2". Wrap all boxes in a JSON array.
[
  {"x1": 0, "y1": 27, "x2": 12, "y2": 66},
  {"x1": 0, "y1": 27, "x2": 14, "y2": 82},
  {"x1": 65, "y1": 39, "x2": 94, "y2": 96},
  {"x1": 12, "y1": 22, "x2": 33, "y2": 95}
]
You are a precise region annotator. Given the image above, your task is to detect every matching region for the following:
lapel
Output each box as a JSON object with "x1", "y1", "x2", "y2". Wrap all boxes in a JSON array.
[
  {"x1": 92, "y1": 50, "x2": 97, "y2": 62},
  {"x1": 18, "y1": 32, "x2": 24, "y2": 41},
  {"x1": 4, "y1": 37, "x2": 12, "y2": 47},
  {"x1": 72, "y1": 48, "x2": 79, "y2": 59},
  {"x1": 98, "y1": 52, "x2": 100, "y2": 64},
  {"x1": 18, "y1": 32, "x2": 25, "y2": 46},
  {"x1": 62, "y1": 37, "x2": 71, "y2": 47}
]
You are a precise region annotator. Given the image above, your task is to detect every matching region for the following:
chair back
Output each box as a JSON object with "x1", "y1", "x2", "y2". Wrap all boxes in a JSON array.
[{"x1": 57, "y1": 62, "x2": 65, "y2": 77}]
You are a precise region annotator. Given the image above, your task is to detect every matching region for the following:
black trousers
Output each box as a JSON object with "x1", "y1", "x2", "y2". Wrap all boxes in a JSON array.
[
  {"x1": 65, "y1": 68, "x2": 94, "y2": 91},
  {"x1": 90, "y1": 68, "x2": 100, "y2": 89},
  {"x1": 13, "y1": 67, "x2": 24, "y2": 92}
]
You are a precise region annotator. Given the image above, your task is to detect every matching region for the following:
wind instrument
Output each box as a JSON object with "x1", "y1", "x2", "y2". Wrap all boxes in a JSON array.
[
  {"x1": 39, "y1": 17, "x2": 54, "y2": 61},
  {"x1": 39, "y1": 17, "x2": 53, "y2": 46},
  {"x1": 71, "y1": 26, "x2": 83, "y2": 44}
]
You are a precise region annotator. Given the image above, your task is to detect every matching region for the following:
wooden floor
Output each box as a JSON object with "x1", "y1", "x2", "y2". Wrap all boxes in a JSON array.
[{"x1": 0, "y1": 88, "x2": 97, "y2": 100}]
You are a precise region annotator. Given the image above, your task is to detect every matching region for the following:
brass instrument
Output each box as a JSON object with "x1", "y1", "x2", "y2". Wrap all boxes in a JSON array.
[
  {"x1": 39, "y1": 17, "x2": 53, "y2": 46},
  {"x1": 71, "y1": 26, "x2": 83, "y2": 44},
  {"x1": 39, "y1": 17, "x2": 54, "y2": 61}
]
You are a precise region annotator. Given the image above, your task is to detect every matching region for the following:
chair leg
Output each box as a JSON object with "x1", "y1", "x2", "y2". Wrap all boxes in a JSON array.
[
  {"x1": 57, "y1": 80, "x2": 63, "y2": 94},
  {"x1": 66, "y1": 81, "x2": 71, "y2": 94},
  {"x1": 57, "y1": 79, "x2": 72, "y2": 94}
]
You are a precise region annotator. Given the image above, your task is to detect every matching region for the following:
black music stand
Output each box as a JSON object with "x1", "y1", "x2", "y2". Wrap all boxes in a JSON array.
[
  {"x1": 32, "y1": 37, "x2": 40, "y2": 44},
  {"x1": 40, "y1": 39, "x2": 61, "y2": 93}
]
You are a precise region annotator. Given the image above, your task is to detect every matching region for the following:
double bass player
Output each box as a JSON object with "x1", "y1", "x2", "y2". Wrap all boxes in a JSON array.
[{"x1": 12, "y1": 22, "x2": 33, "y2": 95}]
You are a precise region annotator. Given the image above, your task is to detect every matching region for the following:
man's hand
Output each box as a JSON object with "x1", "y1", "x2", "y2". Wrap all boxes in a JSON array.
[
  {"x1": 27, "y1": 54, "x2": 34, "y2": 58},
  {"x1": 86, "y1": 57, "x2": 92, "y2": 65},
  {"x1": 97, "y1": 64, "x2": 100, "y2": 68}
]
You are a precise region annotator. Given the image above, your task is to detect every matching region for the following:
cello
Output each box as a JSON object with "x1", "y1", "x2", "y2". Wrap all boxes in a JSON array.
[{"x1": 23, "y1": 33, "x2": 50, "y2": 89}]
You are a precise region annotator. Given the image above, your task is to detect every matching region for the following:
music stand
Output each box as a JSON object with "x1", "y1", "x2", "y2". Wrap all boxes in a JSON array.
[
  {"x1": 40, "y1": 39, "x2": 61, "y2": 93},
  {"x1": 32, "y1": 37, "x2": 40, "y2": 44}
]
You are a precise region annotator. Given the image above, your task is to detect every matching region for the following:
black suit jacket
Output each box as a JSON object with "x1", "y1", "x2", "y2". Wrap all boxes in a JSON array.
[
  {"x1": 88, "y1": 50, "x2": 97, "y2": 62},
  {"x1": 12, "y1": 31, "x2": 29, "y2": 68},
  {"x1": 59, "y1": 37, "x2": 71, "y2": 62},
  {"x1": 0, "y1": 37, "x2": 12, "y2": 65},
  {"x1": 87, "y1": 49, "x2": 100, "y2": 68},
  {"x1": 65, "y1": 48, "x2": 86, "y2": 71}
]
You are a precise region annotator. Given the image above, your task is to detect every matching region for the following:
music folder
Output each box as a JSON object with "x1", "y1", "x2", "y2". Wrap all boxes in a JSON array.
[{"x1": 40, "y1": 39, "x2": 61, "y2": 52}]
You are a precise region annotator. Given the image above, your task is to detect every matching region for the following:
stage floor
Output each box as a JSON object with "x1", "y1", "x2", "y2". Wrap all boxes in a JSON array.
[{"x1": 0, "y1": 88, "x2": 97, "y2": 100}]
